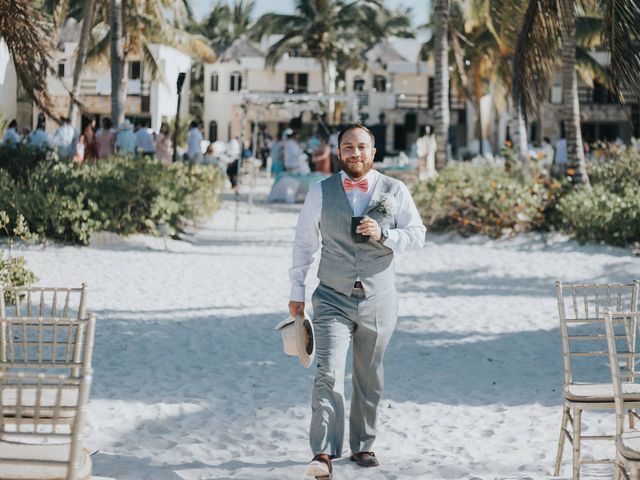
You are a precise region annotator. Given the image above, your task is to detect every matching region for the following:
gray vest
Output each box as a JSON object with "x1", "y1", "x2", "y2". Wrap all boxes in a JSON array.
[{"x1": 317, "y1": 173, "x2": 400, "y2": 298}]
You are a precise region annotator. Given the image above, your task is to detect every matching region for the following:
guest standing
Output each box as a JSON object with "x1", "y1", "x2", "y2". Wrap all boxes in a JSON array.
[
  {"x1": 155, "y1": 122, "x2": 172, "y2": 164},
  {"x1": 2, "y1": 119, "x2": 21, "y2": 145},
  {"x1": 96, "y1": 118, "x2": 116, "y2": 160},
  {"x1": 83, "y1": 117, "x2": 97, "y2": 162}
]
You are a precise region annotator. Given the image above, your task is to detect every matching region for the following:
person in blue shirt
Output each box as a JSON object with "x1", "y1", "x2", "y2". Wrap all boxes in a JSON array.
[
  {"x1": 53, "y1": 117, "x2": 78, "y2": 159},
  {"x1": 2, "y1": 119, "x2": 21, "y2": 145},
  {"x1": 29, "y1": 117, "x2": 52, "y2": 148}
]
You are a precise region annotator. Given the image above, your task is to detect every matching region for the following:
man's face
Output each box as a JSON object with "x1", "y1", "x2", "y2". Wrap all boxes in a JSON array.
[{"x1": 338, "y1": 128, "x2": 376, "y2": 180}]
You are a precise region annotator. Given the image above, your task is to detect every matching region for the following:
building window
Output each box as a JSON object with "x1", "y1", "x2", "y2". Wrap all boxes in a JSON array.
[
  {"x1": 230, "y1": 71, "x2": 243, "y2": 92},
  {"x1": 373, "y1": 75, "x2": 387, "y2": 92},
  {"x1": 209, "y1": 121, "x2": 218, "y2": 142},
  {"x1": 285, "y1": 72, "x2": 308, "y2": 93},
  {"x1": 210, "y1": 73, "x2": 219, "y2": 92},
  {"x1": 128, "y1": 61, "x2": 141, "y2": 80},
  {"x1": 57, "y1": 62, "x2": 65, "y2": 77},
  {"x1": 428, "y1": 77, "x2": 434, "y2": 108},
  {"x1": 353, "y1": 77, "x2": 365, "y2": 92}
]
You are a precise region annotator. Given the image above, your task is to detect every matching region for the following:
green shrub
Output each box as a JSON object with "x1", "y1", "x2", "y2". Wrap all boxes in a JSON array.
[
  {"x1": 0, "y1": 155, "x2": 224, "y2": 245},
  {"x1": 0, "y1": 252, "x2": 39, "y2": 304},
  {"x1": 413, "y1": 162, "x2": 561, "y2": 238},
  {"x1": 0, "y1": 143, "x2": 59, "y2": 183},
  {"x1": 558, "y1": 184, "x2": 640, "y2": 246},
  {"x1": 0, "y1": 210, "x2": 39, "y2": 304}
]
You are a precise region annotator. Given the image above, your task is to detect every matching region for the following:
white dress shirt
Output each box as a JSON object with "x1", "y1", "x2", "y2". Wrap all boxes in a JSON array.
[{"x1": 289, "y1": 170, "x2": 426, "y2": 301}]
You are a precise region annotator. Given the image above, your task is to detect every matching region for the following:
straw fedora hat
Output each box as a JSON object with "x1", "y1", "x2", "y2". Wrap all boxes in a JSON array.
[{"x1": 275, "y1": 312, "x2": 315, "y2": 368}]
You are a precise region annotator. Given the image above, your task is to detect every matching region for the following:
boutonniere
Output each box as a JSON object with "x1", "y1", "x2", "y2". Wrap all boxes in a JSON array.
[{"x1": 369, "y1": 192, "x2": 396, "y2": 216}]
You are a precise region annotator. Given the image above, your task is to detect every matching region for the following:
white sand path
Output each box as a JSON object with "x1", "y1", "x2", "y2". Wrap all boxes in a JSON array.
[{"x1": 17, "y1": 178, "x2": 639, "y2": 480}]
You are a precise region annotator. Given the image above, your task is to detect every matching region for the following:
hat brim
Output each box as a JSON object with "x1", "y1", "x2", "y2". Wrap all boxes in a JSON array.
[{"x1": 295, "y1": 313, "x2": 315, "y2": 368}]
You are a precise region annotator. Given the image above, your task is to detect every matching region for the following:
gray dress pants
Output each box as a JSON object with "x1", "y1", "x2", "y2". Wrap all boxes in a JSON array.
[{"x1": 310, "y1": 281, "x2": 398, "y2": 458}]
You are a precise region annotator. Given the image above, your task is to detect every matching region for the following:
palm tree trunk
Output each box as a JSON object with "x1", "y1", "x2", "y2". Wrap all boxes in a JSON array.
[
  {"x1": 110, "y1": 0, "x2": 127, "y2": 125},
  {"x1": 68, "y1": 0, "x2": 95, "y2": 125},
  {"x1": 559, "y1": 0, "x2": 590, "y2": 188},
  {"x1": 433, "y1": 0, "x2": 450, "y2": 169}
]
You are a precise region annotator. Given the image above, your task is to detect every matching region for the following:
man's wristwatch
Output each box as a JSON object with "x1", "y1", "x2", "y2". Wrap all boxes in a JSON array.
[{"x1": 379, "y1": 227, "x2": 389, "y2": 243}]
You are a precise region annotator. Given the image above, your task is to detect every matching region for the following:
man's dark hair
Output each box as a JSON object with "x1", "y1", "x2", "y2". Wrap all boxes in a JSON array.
[
  {"x1": 337, "y1": 122, "x2": 375, "y2": 148},
  {"x1": 8, "y1": 119, "x2": 17, "y2": 129},
  {"x1": 103, "y1": 117, "x2": 112, "y2": 129},
  {"x1": 189, "y1": 120, "x2": 198, "y2": 129}
]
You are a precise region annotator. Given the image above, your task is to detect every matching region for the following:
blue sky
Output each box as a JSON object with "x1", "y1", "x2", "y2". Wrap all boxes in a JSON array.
[{"x1": 191, "y1": 0, "x2": 431, "y2": 26}]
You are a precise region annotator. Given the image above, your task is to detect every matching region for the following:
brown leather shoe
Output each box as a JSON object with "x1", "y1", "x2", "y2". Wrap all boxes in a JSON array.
[
  {"x1": 305, "y1": 453, "x2": 332, "y2": 478},
  {"x1": 349, "y1": 451, "x2": 380, "y2": 467}
]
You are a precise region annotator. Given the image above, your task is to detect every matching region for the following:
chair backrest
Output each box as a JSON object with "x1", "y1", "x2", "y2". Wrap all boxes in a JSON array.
[
  {"x1": 0, "y1": 285, "x2": 88, "y2": 320},
  {"x1": 556, "y1": 281, "x2": 639, "y2": 386},
  {"x1": 0, "y1": 315, "x2": 96, "y2": 378},
  {"x1": 605, "y1": 311, "x2": 640, "y2": 440},
  {"x1": 0, "y1": 370, "x2": 92, "y2": 480}
]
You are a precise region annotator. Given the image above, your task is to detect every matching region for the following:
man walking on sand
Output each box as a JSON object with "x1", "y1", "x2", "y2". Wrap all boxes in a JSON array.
[{"x1": 288, "y1": 123, "x2": 426, "y2": 479}]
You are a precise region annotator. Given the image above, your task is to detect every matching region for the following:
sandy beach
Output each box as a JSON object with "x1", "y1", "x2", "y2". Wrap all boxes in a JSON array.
[{"x1": 16, "y1": 178, "x2": 639, "y2": 480}]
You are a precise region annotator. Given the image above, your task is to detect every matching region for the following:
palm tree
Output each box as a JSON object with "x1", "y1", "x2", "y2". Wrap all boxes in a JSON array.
[
  {"x1": 108, "y1": 0, "x2": 126, "y2": 126},
  {"x1": 512, "y1": 0, "x2": 640, "y2": 188},
  {"x1": 432, "y1": 0, "x2": 450, "y2": 170},
  {"x1": 91, "y1": 0, "x2": 215, "y2": 125},
  {"x1": 187, "y1": 0, "x2": 259, "y2": 118},
  {"x1": 254, "y1": 0, "x2": 389, "y2": 121},
  {"x1": 0, "y1": 0, "x2": 56, "y2": 117},
  {"x1": 68, "y1": 0, "x2": 96, "y2": 122},
  {"x1": 190, "y1": 0, "x2": 258, "y2": 52}
]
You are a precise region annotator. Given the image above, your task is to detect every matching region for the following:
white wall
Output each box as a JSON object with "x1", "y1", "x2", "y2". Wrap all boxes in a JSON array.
[
  {"x1": 203, "y1": 56, "x2": 323, "y2": 142},
  {"x1": 148, "y1": 44, "x2": 192, "y2": 131},
  {"x1": 0, "y1": 40, "x2": 18, "y2": 123}
]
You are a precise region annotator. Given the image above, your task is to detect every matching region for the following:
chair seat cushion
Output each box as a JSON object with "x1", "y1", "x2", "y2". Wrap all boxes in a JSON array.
[
  {"x1": 0, "y1": 441, "x2": 91, "y2": 479},
  {"x1": 565, "y1": 383, "x2": 640, "y2": 402},
  {"x1": 620, "y1": 430, "x2": 640, "y2": 460}
]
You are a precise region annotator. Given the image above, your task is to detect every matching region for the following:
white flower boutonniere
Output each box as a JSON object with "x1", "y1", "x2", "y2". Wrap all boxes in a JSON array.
[{"x1": 370, "y1": 192, "x2": 396, "y2": 216}]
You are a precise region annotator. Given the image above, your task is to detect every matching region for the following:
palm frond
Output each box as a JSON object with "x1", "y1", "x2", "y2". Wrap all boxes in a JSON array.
[
  {"x1": 0, "y1": 0, "x2": 55, "y2": 117},
  {"x1": 264, "y1": 31, "x2": 303, "y2": 68},
  {"x1": 576, "y1": 47, "x2": 610, "y2": 88},
  {"x1": 575, "y1": 15, "x2": 603, "y2": 48},
  {"x1": 511, "y1": 0, "x2": 559, "y2": 118},
  {"x1": 598, "y1": 0, "x2": 640, "y2": 102}
]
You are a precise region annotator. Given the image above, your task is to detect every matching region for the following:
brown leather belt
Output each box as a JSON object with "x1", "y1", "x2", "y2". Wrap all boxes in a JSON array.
[{"x1": 353, "y1": 281, "x2": 364, "y2": 289}]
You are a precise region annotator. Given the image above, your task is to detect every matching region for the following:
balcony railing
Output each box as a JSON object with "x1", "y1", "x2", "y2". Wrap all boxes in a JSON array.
[
  {"x1": 79, "y1": 78, "x2": 150, "y2": 96},
  {"x1": 395, "y1": 93, "x2": 428, "y2": 109}
]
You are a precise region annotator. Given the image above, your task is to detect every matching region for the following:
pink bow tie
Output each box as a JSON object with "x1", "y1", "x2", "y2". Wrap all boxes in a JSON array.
[{"x1": 343, "y1": 178, "x2": 368, "y2": 192}]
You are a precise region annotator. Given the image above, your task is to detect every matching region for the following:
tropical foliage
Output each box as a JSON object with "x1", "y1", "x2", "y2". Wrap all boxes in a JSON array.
[
  {"x1": 254, "y1": 0, "x2": 412, "y2": 97},
  {"x1": 512, "y1": 0, "x2": 640, "y2": 187},
  {"x1": 0, "y1": 145, "x2": 224, "y2": 245},
  {"x1": 0, "y1": 0, "x2": 55, "y2": 117},
  {"x1": 413, "y1": 148, "x2": 640, "y2": 247}
]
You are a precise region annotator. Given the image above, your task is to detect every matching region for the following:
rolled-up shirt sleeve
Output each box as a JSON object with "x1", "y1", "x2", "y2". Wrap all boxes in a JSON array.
[
  {"x1": 383, "y1": 182, "x2": 426, "y2": 253},
  {"x1": 289, "y1": 182, "x2": 322, "y2": 301}
]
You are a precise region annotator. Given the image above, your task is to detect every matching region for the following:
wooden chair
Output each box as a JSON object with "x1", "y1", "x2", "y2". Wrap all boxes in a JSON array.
[
  {"x1": 605, "y1": 311, "x2": 640, "y2": 480},
  {"x1": 0, "y1": 284, "x2": 88, "y2": 320},
  {"x1": 0, "y1": 314, "x2": 96, "y2": 479},
  {"x1": 0, "y1": 370, "x2": 93, "y2": 480},
  {"x1": 554, "y1": 281, "x2": 640, "y2": 479}
]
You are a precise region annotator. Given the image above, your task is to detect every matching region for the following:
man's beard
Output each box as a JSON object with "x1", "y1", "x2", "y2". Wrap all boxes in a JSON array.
[{"x1": 340, "y1": 158, "x2": 372, "y2": 180}]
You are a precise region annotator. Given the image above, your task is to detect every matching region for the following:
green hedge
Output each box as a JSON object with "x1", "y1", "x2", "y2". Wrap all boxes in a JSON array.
[
  {"x1": 412, "y1": 162, "x2": 565, "y2": 238},
  {"x1": 0, "y1": 146, "x2": 224, "y2": 245},
  {"x1": 557, "y1": 151, "x2": 640, "y2": 246},
  {"x1": 413, "y1": 150, "x2": 640, "y2": 247}
]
